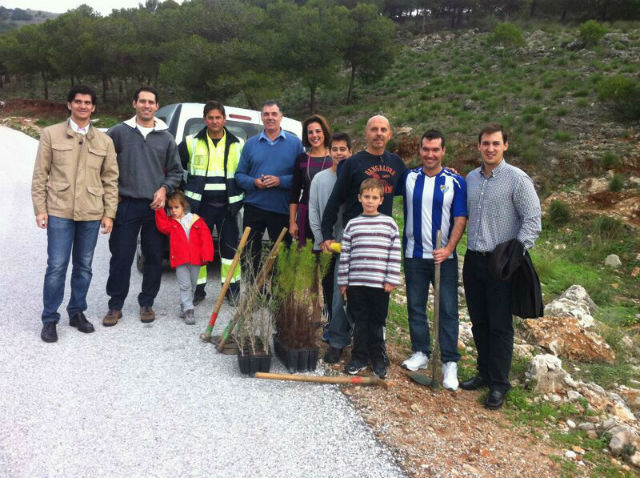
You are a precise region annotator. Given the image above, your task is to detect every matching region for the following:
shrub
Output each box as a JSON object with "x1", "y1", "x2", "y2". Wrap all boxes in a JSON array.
[
  {"x1": 597, "y1": 75, "x2": 640, "y2": 121},
  {"x1": 546, "y1": 200, "x2": 571, "y2": 227},
  {"x1": 578, "y1": 20, "x2": 607, "y2": 47},
  {"x1": 600, "y1": 151, "x2": 621, "y2": 169},
  {"x1": 609, "y1": 174, "x2": 624, "y2": 192},
  {"x1": 490, "y1": 22, "x2": 525, "y2": 47},
  {"x1": 555, "y1": 131, "x2": 572, "y2": 142},
  {"x1": 593, "y1": 216, "x2": 624, "y2": 241}
]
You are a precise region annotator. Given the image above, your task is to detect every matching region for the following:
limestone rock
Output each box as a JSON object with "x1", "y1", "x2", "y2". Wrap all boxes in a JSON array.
[
  {"x1": 514, "y1": 343, "x2": 535, "y2": 359},
  {"x1": 543, "y1": 285, "x2": 597, "y2": 328},
  {"x1": 523, "y1": 316, "x2": 615, "y2": 364},
  {"x1": 609, "y1": 428, "x2": 638, "y2": 457},
  {"x1": 618, "y1": 387, "x2": 640, "y2": 412},
  {"x1": 581, "y1": 384, "x2": 638, "y2": 423},
  {"x1": 458, "y1": 321, "x2": 473, "y2": 346},
  {"x1": 525, "y1": 354, "x2": 569, "y2": 394},
  {"x1": 605, "y1": 254, "x2": 622, "y2": 268}
]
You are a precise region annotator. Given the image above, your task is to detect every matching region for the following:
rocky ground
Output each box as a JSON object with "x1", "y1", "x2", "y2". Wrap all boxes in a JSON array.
[{"x1": 320, "y1": 280, "x2": 640, "y2": 478}]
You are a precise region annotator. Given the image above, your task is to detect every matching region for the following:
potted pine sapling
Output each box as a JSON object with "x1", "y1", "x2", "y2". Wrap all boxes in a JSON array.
[
  {"x1": 233, "y1": 263, "x2": 274, "y2": 375},
  {"x1": 273, "y1": 241, "x2": 331, "y2": 372}
]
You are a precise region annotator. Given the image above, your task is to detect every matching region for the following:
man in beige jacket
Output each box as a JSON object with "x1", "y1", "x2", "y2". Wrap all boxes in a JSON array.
[{"x1": 31, "y1": 85, "x2": 119, "y2": 343}]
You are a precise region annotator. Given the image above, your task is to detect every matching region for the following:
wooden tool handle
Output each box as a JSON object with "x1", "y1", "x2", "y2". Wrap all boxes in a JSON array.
[{"x1": 255, "y1": 372, "x2": 389, "y2": 387}]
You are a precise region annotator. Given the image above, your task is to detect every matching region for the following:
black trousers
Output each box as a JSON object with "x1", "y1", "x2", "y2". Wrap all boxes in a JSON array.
[
  {"x1": 107, "y1": 198, "x2": 165, "y2": 310},
  {"x1": 463, "y1": 252, "x2": 514, "y2": 393},
  {"x1": 347, "y1": 286, "x2": 389, "y2": 363},
  {"x1": 242, "y1": 203, "x2": 291, "y2": 279},
  {"x1": 196, "y1": 203, "x2": 240, "y2": 295}
]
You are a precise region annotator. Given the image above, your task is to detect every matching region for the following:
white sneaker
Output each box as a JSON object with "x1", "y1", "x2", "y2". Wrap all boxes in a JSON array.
[
  {"x1": 402, "y1": 351, "x2": 429, "y2": 371},
  {"x1": 442, "y1": 362, "x2": 459, "y2": 391}
]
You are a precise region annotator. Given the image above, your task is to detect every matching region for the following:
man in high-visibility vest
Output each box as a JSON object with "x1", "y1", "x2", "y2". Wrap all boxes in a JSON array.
[{"x1": 178, "y1": 101, "x2": 244, "y2": 305}]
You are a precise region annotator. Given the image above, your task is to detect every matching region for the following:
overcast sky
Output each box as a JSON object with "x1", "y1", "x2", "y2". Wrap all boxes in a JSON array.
[{"x1": 1, "y1": 0, "x2": 182, "y2": 16}]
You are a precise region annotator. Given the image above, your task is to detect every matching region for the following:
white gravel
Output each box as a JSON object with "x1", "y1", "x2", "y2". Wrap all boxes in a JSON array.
[{"x1": 0, "y1": 126, "x2": 406, "y2": 478}]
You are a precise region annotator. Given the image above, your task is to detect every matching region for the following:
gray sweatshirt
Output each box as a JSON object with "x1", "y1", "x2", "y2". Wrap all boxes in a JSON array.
[
  {"x1": 309, "y1": 167, "x2": 343, "y2": 250},
  {"x1": 107, "y1": 117, "x2": 183, "y2": 200}
]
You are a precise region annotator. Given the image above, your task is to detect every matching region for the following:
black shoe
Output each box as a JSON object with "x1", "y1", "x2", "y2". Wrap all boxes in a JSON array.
[
  {"x1": 460, "y1": 375, "x2": 488, "y2": 390},
  {"x1": 323, "y1": 346, "x2": 343, "y2": 364},
  {"x1": 345, "y1": 360, "x2": 368, "y2": 375},
  {"x1": 41, "y1": 322, "x2": 58, "y2": 343},
  {"x1": 485, "y1": 389, "x2": 505, "y2": 410},
  {"x1": 193, "y1": 290, "x2": 206, "y2": 306},
  {"x1": 372, "y1": 357, "x2": 387, "y2": 379},
  {"x1": 69, "y1": 312, "x2": 95, "y2": 333}
]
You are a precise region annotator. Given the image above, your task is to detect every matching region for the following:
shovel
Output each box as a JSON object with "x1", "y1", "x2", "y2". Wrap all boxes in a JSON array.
[{"x1": 407, "y1": 230, "x2": 442, "y2": 389}]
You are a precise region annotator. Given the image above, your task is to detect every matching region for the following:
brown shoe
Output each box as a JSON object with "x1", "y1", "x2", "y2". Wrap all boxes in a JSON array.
[
  {"x1": 140, "y1": 306, "x2": 155, "y2": 323},
  {"x1": 102, "y1": 309, "x2": 122, "y2": 327}
]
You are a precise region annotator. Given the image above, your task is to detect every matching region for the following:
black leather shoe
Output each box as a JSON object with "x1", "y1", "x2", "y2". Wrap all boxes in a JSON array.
[
  {"x1": 69, "y1": 312, "x2": 95, "y2": 333},
  {"x1": 41, "y1": 322, "x2": 58, "y2": 343},
  {"x1": 485, "y1": 389, "x2": 505, "y2": 410},
  {"x1": 460, "y1": 375, "x2": 488, "y2": 390}
]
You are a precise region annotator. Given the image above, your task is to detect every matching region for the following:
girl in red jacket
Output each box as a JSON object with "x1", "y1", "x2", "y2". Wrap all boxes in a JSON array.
[{"x1": 155, "y1": 191, "x2": 214, "y2": 324}]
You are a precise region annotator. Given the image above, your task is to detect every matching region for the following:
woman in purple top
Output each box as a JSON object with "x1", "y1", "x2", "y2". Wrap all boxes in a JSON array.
[{"x1": 289, "y1": 114, "x2": 332, "y2": 244}]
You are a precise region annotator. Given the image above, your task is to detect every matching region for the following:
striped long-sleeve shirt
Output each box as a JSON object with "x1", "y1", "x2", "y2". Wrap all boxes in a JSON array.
[{"x1": 338, "y1": 214, "x2": 402, "y2": 289}]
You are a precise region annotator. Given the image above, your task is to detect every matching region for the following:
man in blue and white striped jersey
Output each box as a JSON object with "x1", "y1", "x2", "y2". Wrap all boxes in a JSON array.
[{"x1": 397, "y1": 130, "x2": 468, "y2": 391}]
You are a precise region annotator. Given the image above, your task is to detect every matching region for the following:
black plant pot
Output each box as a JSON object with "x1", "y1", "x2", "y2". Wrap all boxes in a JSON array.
[
  {"x1": 237, "y1": 352, "x2": 272, "y2": 376},
  {"x1": 274, "y1": 336, "x2": 319, "y2": 373}
]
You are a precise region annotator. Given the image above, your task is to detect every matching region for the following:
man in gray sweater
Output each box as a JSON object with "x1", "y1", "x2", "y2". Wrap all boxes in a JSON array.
[{"x1": 103, "y1": 86, "x2": 183, "y2": 326}]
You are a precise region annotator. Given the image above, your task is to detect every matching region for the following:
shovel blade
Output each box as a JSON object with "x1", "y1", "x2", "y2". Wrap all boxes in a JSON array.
[{"x1": 407, "y1": 371, "x2": 438, "y2": 387}]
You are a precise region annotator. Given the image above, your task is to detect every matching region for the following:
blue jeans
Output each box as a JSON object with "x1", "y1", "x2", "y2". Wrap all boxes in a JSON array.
[
  {"x1": 404, "y1": 257, "x2": 460, "y2": 363},
  {"x1": 107, "y1": 198, "x2": 165, "y2": 310},
  {"x1": 327, "y1": 255, "x2": 352, "y2": 349},
  {"x1": 42, "y1": 216, "x2": 100, "y2": 323}
]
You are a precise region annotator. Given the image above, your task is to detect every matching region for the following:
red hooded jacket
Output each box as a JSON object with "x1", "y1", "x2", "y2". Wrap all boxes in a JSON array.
[{"x1": 155, "y1": 209, "x2": 214, "y2": 268}]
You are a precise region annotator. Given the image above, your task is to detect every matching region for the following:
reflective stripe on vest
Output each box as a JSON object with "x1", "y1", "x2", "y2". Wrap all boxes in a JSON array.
[{"x1": 221, "y1": 257, "x2": 241, "y2": 284}]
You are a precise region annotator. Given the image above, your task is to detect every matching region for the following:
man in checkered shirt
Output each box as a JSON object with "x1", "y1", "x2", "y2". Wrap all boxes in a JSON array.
[{"x1": 460, "y1": 123, "x2": 541, "y2": 410}]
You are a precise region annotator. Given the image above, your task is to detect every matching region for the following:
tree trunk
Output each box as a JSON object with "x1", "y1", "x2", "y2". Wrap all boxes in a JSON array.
[
  {"x1": 102, "y1": 74, "x2": 108, "y2": 104},
  {"x1": 346, "y1": 65, "x2": 356, "y2": 105},
  {"x1": 309, "y1": 83, "x2": 316, "y2": 114},
  {"x1": 244, "y1": 90, "x2": 258, "y2": 110},
  {"x1": 529, "y1": 0, "x2": 537, "y2": 17},
  {"x1": 41, "y1": 71, "x2": 48, "y2": 100}
]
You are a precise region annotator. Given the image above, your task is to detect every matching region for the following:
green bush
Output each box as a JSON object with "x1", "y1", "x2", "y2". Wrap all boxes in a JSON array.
[
  {"x1": 609, "y1": 174, "x2": 624, "y2": 192},
  {"x1": 578, "y1": 20, "x2": 608, "y2": 47},
  {"x1": 555, "y1": 131, "x2": 572, "y2": 142},
  {"x1": 597, "y1": 75, "x2": 640, "y2": 121},
  {"x1": 600, "y1": 151, "x2": 621, "y2": 169},
  {"x1": 593, "y1": 216, "x2": 624, "y2": 241},
  {"x1": 490, "y1": 22, "x2": 525, "y2": 47},
  {"x1": 546, "y1": 200, "x2": 571, "y2": 227}
]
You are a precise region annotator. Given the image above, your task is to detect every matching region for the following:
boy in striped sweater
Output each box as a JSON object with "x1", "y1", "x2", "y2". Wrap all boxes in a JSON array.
[{"x1": 338, "y1": 178, "x2": 402, "y2": 378}]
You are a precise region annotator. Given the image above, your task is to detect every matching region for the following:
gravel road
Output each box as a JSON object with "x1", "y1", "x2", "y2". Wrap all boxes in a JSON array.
[{"x1": 0, "y1": 126, "x2": 405, "y2": 478}]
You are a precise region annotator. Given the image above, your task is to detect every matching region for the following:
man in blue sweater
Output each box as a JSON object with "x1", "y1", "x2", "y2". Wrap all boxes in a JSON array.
[
  {"x1": 103, "y1": 86, "x2": 183, "y2": 326},
  {"x1": 235, "y1": 100, "x2": 304, "y2": 276}
]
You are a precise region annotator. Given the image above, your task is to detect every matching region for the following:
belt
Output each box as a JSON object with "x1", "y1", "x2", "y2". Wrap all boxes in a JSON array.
[{"x1": 466, "y1": 249, "x2": 491, "y2": 256}]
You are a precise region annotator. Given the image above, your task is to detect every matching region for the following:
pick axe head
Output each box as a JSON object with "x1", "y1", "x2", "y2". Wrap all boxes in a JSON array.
[{"x1": 407, "y1": 371, "x2": 440, "y2": 389}]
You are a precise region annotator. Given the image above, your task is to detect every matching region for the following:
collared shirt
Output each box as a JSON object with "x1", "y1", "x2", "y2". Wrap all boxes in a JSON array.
[
  {"x1": 258, "y1": 129, "x2": 287, "y2": 146},
  {"x1": 68, "y1": 118, "x2": 90, "y2": 135},
  {"x1": 466, "y1": 159, "x2": 541, "y2": 252}
]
